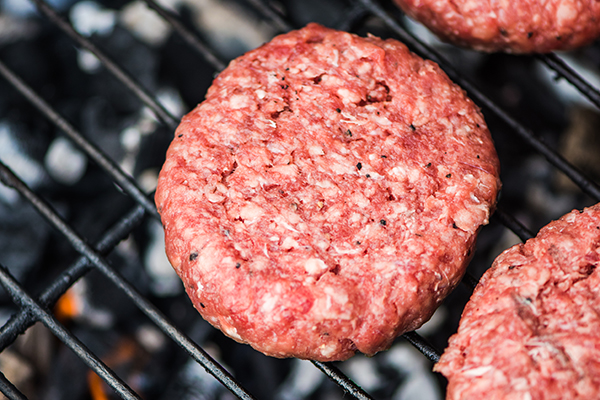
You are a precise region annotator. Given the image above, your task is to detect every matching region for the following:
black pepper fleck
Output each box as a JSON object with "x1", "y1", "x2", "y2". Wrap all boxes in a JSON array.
[
  {"x1": 345, "y1": 129, "x2": 352, "y2": 137},
  {"x1": 380, "y1": 219, "x2": 387, "y2": 226},
  {"x1": 381, "y1": 155, "x2": 387, "y2": 158},
  {"x1": 509, "y1": 265, "x2": 516, "y2": 270},
  {"x1": 409, "y1": 124, "x2": 416, "y2": 131},
  {"x1": 366, "y1": 174, "x2": 371, "y2": 178},
  {"x1": 235, "y1": 262, "x2": 241, "y2": 269},
  {"x1": 527, "y1": 32, "x2": 533, "y2": 38},
  {"x1": 336, "y1": 108, "x2": 341, "y2": 113},
  {"x1": 426, "y1": 162, "x2": 432, "y2": 168},
  {"x1": 189, "y1": 252, "x2": 198, "y2": 261},
  {"x1": 356, "y1": 241, "x2": 361, "y2": 245},
  {"x1": 446, "y1": 173, "x2": 452, "y2": 178},
  {"x1": 200, "y1": 303, "x2": 205, "y2": 308},
  {"x1": 356, "y1": 162, "x2": 362, "y2": 170},
  {"x1": 178, "y1": 134, "x2": 183, "y2": 138}
]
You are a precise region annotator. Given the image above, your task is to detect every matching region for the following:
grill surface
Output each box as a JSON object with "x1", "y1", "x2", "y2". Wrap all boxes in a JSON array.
[{"x1": 0, "y1": 0, "x2": 599, "y2": 399}]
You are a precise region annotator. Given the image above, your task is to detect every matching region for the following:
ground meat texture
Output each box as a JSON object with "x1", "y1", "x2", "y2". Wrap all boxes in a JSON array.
[
  {"x1": 435, "y1": 203, "x2": 600, "y2": 399},
  {"x1": 393, "y1": 0, "x2": 600, "y2": 53},
  {"x1": 155, "y1": 23, "x2": 501, "y2": 361}
]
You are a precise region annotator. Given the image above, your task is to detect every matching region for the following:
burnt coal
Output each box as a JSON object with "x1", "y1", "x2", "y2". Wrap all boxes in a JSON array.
[{"x1": 0, "y1": 0, "x2": 599, "y2": 399}]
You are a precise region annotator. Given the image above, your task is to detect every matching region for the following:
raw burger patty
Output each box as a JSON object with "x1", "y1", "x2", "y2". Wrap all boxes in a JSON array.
[
  {"x1": 394, "y1": 0, "x2": 600, "y2": 53},
  {"x1": 436, "y1": 203, "x2": 600, "y2": 399},
  {"x1": 155, "y1": 23, "x2": 501, "y2": 361}
]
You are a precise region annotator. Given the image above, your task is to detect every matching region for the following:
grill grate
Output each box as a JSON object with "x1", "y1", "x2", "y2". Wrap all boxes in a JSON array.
[{"x1": 0, "y1": 0, "x2": 599, "y2": 399}]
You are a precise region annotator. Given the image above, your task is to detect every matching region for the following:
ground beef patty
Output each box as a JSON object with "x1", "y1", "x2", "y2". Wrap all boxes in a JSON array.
[
  {"x1": 155, "y1": 23, "x2": 501, "y2": 361},
  {"x1": 394, "y1": 0, "x2": 600, "y2": 53},
  {"x1": 436, "y1": 203, "x2": 600, "y2": 399}
]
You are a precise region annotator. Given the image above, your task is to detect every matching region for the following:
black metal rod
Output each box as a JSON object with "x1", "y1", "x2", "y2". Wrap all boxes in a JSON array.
[
  {"x1": 355, "y1": 0, "x2": 600, "y2": 202},
  {"x1": 243, "y1": 0, "x2": 292, "y2": 33},
  {"x1": 461, "y1": 272, "x2": 478, "y2": 291},
  {"x1": 0, "y1": 60, "x2": 160, "y2": 220},
  {"x1": 0, "y1": 263, "x2": 142, "y2": 400},
  {"x1": 539, "y1": 53, "x2": 600, "y2": 110},
  {"x1": 311, "y1": 361, "x2": 375, "y2": 400},
  {"x1": 0, "y1": 370, "x2": 29, "y2": 400},
  {"x1": 493, "y1": 207, "x2": 535, "y2": 242},
  {"x1": 141, "y1": 0, "x2": 227, "y2": 71},
  {"x1": 402, "y1": 331, "x2": 441, "y2": 363},
  {"x1": 0, "y1": 204, "x2": 147, "y2": 351},
  {"x1": 0, "y1": 162, "x2": 257, "y2": 400},
  {"x1": 28, "y1": 0, "x2": 178, "y2": 129}
]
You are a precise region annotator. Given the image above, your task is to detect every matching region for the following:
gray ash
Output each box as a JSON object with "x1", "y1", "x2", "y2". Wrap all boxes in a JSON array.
[{"x1": 0, "y1": 0, "x2": 599, "y2": 399}]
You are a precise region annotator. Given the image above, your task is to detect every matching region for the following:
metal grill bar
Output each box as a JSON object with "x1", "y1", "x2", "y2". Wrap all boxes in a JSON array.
[
  {"x1": 494, "y1": 207, "x2": 535, "y2": 243},
  {"x1": 0, "y1": 204, "x2": 146, "y2": 350},
  {"x1": 355, "y1": 0, "x2": 600, "y2": 202},
  {"x1": 4, "y1": 1, "x2": 600, "y2": 399},
  {"x1": 141, "y1": 0, "x2": 227, "y2": 71},
  {"x1": 28, "y1": 0, "x2": 179, "y2": 129},
  {"x1": 539, "y1": 53, "x2": 600, "y2": 110},
  {"x1": 402, "y1": 331, "x2": 441, "y2": 363},
  {"x1": 0, "y1": 263, "x2": 142, "y2": 400},
  {"x1": 0, "y1": 60, "x2": 159, "y2": 220},
  {"x1": 242, "y1": 0, "x2": 291, "y2": 33},
  {"x1": 311, "y1": 361, "x2": 375, "y2": 400},
  {"x1": 0, "y1": 371, "x2": 28, "y2": 400},
  {"x1": 0, "y1": 162, "x2": 257, "y2": 400}
]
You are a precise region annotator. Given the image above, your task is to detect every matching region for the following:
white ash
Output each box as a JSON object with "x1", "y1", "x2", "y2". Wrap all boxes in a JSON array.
[
  {"x1": 384, "y1": 344, "x2": 442, "y2": 400},
  {"x1": 0, "y1": 350, "x2": 35, "y2": 398},
  {"x1": 275, "y1": 359, "x2": 324, "y2": 400},
  {"x1": 525, "y1": 155, "x2": 577, "y2": 220},
  {"x1": 0, "y1": 122, "x2": 46, "y2": 204},
  {"x1": 120, "y1": 0, "x2": 171, "y2": 46},
  {"x1": 161, "y1": 348, "x2": 233, "y2": 400},
  {"x1": 0, "y1": 14, "x2": 38, "y2": 44},
  {"x1": 76, "y1": 48, "x2": 102, "y2": 73},
  {"x1": 44, "y1": 136, "x2": 88, "y2": 185},
  {"x1": 1, "y1": 0, "x2": 36, "y2": 17},
  {"x1": 401, "y1": 15, "x2": 445, "y2": 48},
  {"x1": 416, "y1": 305, "x2": 446, "y2": 336},
  {"x1": 489, "y1": 227, "x2": 523, "y2": 266},
  {"x1": 69, "y1": 1, "x2": 116, "y2": 37},
  {"x1": 138, "y1": 168, "x2": 159, "y2": 193},
  {"x1": 155, "y1": 86, "x2": 186, "y2": 119},
  {"x1": 177, "y1": 0, "x2": 275, "y2": 58},
  {"x1": 343, "y1": 356, "x2": 385, "y2": 391},
  {"x1": 135, "y1": 324, "x2": 166, "y2": 353},
  {"x1": 69, "y1": 278, "x2": 115, "y2": 328},
  {"x1": 394, "y1": 369, "x2": 440, "y2": 400},
  {"x1": 144, "y1": 220, "x2": 182, "y2": 296},
  {"x1": 120, "y1": 88, "x2": 183, "y2": 177}
]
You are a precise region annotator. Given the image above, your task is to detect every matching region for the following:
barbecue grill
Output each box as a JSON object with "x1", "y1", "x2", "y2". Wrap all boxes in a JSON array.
[{"x1": 0, "y1": 0, "x2": 599, "y2": 398}]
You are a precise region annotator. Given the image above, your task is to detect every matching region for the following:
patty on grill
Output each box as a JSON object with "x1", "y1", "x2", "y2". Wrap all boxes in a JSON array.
[
  {"x1": 436, "y1": 203, "x2": 600, "y2": 399},
  {"x1": 155, "y1": 23, "x2": 501, "y2": 361},
  {"x1": 394, "y1": 0, "x2": 600, "y2": 53}
]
